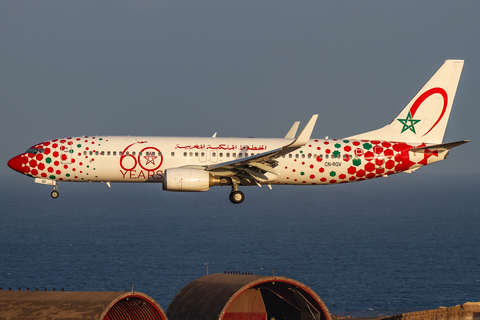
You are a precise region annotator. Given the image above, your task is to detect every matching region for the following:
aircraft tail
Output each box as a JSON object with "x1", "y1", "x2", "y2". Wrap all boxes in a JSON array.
[{"x1": 346, "y1": 60, "x2": 464, "y2": 144}]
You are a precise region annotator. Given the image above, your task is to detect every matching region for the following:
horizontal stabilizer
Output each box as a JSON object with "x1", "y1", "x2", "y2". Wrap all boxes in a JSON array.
[
  {"x1": 410, "y1": 140, "x2": 470, "y2": 152},
  {"x1": 411, "y1": 140, "x2": 470, "y2": 152}
]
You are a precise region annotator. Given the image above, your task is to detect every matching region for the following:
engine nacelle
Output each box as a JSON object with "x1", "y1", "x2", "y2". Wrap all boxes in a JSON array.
[{"x1": 163, "y1": 168, "x2": 212, "y2": 192}]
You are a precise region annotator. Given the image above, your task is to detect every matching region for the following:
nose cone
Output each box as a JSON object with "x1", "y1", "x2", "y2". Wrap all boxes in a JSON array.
[{"x1": 8, "y1": 155, "x2": 27, "y2": 174}]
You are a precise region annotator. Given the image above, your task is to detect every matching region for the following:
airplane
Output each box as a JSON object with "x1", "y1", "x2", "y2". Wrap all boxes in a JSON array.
[{"x1": 8, "y1": 60, "x2": 469, "y2": 204}]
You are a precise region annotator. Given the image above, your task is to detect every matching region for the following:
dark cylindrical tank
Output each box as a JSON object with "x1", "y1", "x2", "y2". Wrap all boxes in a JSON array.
[{"x1": 167, "y1": 273, "x2": 331, "y2": 320}]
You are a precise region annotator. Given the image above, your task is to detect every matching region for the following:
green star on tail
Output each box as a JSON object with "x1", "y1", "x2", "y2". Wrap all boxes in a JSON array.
[{"x1": 397, "y1": 111, "x2": 421, "y2": 134}]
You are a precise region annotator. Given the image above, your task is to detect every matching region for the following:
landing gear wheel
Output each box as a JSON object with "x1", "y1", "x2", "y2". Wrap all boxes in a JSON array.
[
  {"x1": 51, "y1": 190, "x2": 59, "y2": 199},
  {"x1": 229, "y1": 191, "x2": 245, "y2": 204}
]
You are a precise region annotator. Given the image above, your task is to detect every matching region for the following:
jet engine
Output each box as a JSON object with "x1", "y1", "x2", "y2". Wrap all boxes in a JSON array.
[{"x1": 163, "y1": 168, "x2": 227, "y2": 192}]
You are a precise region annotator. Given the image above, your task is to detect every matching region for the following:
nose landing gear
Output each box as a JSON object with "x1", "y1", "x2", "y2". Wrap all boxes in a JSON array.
[{"x1": 51, "y1": 185, "x2": 59, "y2": 199}]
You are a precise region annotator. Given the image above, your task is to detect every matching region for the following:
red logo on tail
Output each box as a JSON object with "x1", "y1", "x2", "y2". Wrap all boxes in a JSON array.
[{"x1": 409, "y1": 87, "x2": 448, "y2": 136}]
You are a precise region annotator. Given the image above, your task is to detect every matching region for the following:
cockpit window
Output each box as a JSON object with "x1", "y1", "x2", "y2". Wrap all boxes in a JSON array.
[{"x1": 26, "y1": 148, "x2": 44, "y2": 154}]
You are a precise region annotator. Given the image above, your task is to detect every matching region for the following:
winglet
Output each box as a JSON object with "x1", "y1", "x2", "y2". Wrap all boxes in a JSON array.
[
  {"x1": 284, "y1": 121, "x2": 300, "y2": 139},
  {"x1": 288, "y1": 115, "x2": 318, "y2": 148}
]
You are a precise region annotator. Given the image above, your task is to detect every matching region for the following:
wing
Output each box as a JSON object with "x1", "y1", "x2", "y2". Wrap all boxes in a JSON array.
[{"x1": 205, "y1": 115, "x2": 318, "y2": 184}]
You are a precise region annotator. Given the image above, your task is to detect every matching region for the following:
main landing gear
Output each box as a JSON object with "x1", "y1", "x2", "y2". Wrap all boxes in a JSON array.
[
  {"x1": 229, "y1": 190, "x2": 245, "y2": 204},
  {"x1": 229, "y1": 182, "x2": 244, "y2": 204},
  {"x1": 51, "y1": 185, "x2": 59, "y2": 199}
]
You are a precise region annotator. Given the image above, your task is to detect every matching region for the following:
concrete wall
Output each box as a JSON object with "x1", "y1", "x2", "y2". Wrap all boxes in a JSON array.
[{"x1": 380, "y1": 302, "x2": 480, "y2": 320}]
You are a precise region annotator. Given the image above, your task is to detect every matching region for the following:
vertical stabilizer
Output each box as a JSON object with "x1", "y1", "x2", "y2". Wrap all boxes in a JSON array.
[{"x1": 346, "y1": 60, "x2": 464, "y2": 144}]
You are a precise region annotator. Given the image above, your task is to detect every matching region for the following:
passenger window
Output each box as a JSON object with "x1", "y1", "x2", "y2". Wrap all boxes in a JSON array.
[
  {"x1": 289, "y1": 154, "x2": 292, "y2": 158},
  {"x1": 132, "y1": 152, "x2": 136, "y2": 156},
  {"x1": 100, "y1": 151, "x2": 104, "y2": 156},
  {"x1": 113, "y1": 151, "x2": 116, "y2": 156},
  {"x1": 138, "y1": 152, "x2": 142, "y2": 156},
  {"x1": 302, "y1": 154, "x2": 305, "y2": 158},
  {"x1": 325, "y1": 154, "x2": 329, "y2": 159},
  {"x1": 119, "y1": 151, "x2": 123, "y2": 156},
  {"x1": 183, "y1": 152, "x2": 187, "y2": 157},
  {"x1": 212, "y1": 152, "x2": 216, "y2": 157},
  {"x1": 308, "y1": 154, "x2": 312, "y2": 158},
  {"x1": 201, "y1": 152, "x2": 205, "y2": 157},
  {"x1": 245, "y1": 153, "x2": 248, "y2": 157},
  {"x1": 89, "y1": 151, "x2": 93, "y2": 156},
  {"x1": 195, "y1": 152, "x2": 199, "y2": 157},
  {"x1": 295, "y1": 154, "x2": 299, "y2": 158},
  {"x1": 239, "y1": 153, "x2": 243, "y2": 157},
  {"x1": 232, "y1": 153, "x2": 236, "y2": 157},
  {"x1": 226, "y1": 153, "x2": 230, "y2": 157},
  {"x1": 171, "y1": 152, "x2": 175, "y2": 157},
  {"x1": 95, "y1": 151, "x2": 99, "y2": 156},
  {"x1": 219, "y1": 153, "x2": 223, "y2": 157},
  {"x1": 107, "y1": 151, "x2": 111, "y2": 156},
  {"x1": 189, "y1": 152, "x2": 193, "y2": 157},
  {"x1": 83, "y1": 151, "x2": 87, "y2": 155}
]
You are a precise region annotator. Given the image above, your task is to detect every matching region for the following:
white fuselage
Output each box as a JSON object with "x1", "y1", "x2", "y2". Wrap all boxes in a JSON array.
[{"x1": 15, "y1": 135, "x2": 445, "y2": 186}]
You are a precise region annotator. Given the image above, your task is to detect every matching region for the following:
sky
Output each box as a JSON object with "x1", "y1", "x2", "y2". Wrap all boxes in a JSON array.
[{"x1": 1, "y1": 1, "x2": 479, "y2": 176}]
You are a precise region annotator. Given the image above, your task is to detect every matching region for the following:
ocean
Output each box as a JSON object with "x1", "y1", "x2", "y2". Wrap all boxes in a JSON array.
[{"x1": 1, "y1": 171, "x2": 479, "y2": 318}]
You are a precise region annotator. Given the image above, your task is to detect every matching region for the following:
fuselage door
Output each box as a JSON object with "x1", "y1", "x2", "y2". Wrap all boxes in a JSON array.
[
  {"x1": 373, "y1": 146, "x2": 385, "y2": 173},
  {"x1": 61, "y1": 142, "x2": 73, "y2": 164}
]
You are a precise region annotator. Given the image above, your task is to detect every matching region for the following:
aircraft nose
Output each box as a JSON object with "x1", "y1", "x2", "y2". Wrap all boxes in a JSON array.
[{"x1": 7, "y1": 155, "x2": 26, "y2": 173}]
